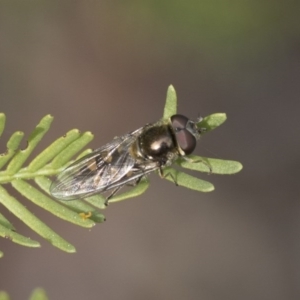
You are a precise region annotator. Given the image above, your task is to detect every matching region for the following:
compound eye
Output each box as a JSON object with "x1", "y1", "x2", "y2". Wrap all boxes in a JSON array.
[
  {"x1": 171, "y1": 115, "x2": 196, "y2": 155},
  {"x1": 175, "y1": 129, "x2": 196, "y2": 155},
  {"x1": 171, "y1": 115, "x2": 189, "y2": 131}
]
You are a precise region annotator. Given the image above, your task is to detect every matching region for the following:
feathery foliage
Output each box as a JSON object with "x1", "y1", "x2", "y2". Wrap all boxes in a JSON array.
[{"x1": 0, "y1": 85, "x2": 242, "y2": 255}]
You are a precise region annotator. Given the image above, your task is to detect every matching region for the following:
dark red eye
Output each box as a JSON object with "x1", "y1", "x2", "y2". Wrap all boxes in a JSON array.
[
  {"x1": 171, "y1": 114, "x2": 189, "y2": 130},
  {"x1": 171, "y1": 115, "x2": 197, "y2": 155}
]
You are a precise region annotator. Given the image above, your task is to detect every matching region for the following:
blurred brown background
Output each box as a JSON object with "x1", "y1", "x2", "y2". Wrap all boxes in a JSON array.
[{"x1": 0, "y1": 1, "x2": 299, "y2": 299}]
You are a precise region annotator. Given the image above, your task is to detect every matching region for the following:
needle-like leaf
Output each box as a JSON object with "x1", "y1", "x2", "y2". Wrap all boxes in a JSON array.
[
  {"x1": 0, "y1": 113, "x2": 5, "y2": 137},
  {"x1": 0, "y1": 131, "x2": 24, "y2": 169},
  {"x1": 35, "y1": 176, "x2": 106, "y2": 223},
  {"x1": 0, "y1": 212, "x2": 15, "y2": 230},
  {"x1": 163, "y1": 167, "x2": 215, "y2": 192},
  {"x1": 12, "y1": 179, "x2": 96, "y2": 228},
  {"x1": 50, "y1": 132, "x2": 94, "y2": 168},
  {"x1": 6, "y1": 115, "x2": 53, "y2": 174},
  {"x1": 0, "y1": 291, "x2": 9, "y2": 300},
  {"x1": 163, "y1": 85, "x2": 177, "y2": 119},
  {"x1": 0, "y1": 185, "x2": 75, "y2": 252},
  {"x1": 29, "y1": 288, "x2": 49, "y2": 300},
  {"x1": 28, "y1": 129, "x2": 81, "y2": 172},
  {"x1": 198, "y1": 113, "x2": 227, "y2": 133},
  {"x1": 0, "y1": 223, "x2": 40, "y2": 247},
  {"x1": 109, "y1": 178, "x2": 150, "y2": 203},
  {"x1": 177, "y1": 155, "x2": 243, "y2": 174}
]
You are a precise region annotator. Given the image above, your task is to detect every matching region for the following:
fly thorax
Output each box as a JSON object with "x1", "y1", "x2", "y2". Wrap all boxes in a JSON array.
[{"x1": 137, "y1": 124, "x2": 177, "y2": 161}]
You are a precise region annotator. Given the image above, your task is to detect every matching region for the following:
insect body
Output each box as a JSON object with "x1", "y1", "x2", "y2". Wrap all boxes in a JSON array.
[{"x1": 50, "y1": 115, "x2": 202, "y2": 202}]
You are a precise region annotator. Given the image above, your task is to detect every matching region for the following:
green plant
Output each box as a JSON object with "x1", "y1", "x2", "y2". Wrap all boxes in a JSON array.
[
  {"x1": 0, "y1": 85, "x2": 242, "y2": 255},
  {"x1": 0, "y1": 288, "x2": 48, "y2": 300}
]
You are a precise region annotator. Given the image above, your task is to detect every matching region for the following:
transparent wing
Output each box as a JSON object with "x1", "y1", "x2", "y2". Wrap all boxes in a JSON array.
[{"x1": 50, "y1": 127, "x2": 145, "y2": 200}]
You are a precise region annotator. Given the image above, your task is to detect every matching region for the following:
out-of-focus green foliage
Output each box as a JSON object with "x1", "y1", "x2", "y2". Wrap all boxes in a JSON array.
[
  {"x1": 0, "y1": 288, "x2": 48, "y2": 300},
  {"x1": 117, "y1": 1, "x2": 299, "y2": 64}
]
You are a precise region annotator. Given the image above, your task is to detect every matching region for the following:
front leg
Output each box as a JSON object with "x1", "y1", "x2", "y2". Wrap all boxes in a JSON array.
[
  {"x1": 182, "y1": 156, "x2": 212, "y2": 174},
  {"x1": 158, "y1": 167, "x2": 178, "y2": 186}
]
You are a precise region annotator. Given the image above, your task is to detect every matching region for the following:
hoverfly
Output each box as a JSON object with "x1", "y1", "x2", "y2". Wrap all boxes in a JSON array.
[{"x1": 50, "y1": 114, "x2": 203, "y2": 204}]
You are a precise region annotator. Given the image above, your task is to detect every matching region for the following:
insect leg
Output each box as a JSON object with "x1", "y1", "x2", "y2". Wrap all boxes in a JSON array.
[
  {"x1": 158, "y1": 167, "x2": 178, "y2": 186},
  {"x1": 126, "y1": 175, "x2": 144, "y2": 187},
  {"x1": 105, "y1": 186, "x2": 122, "y2": 205},
  {"x1": 105, "y1": 175, "x2": 145, "y2": 205},
  {"x1": 182, "y1": 156, "x2": 212, "y2": 174}
]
